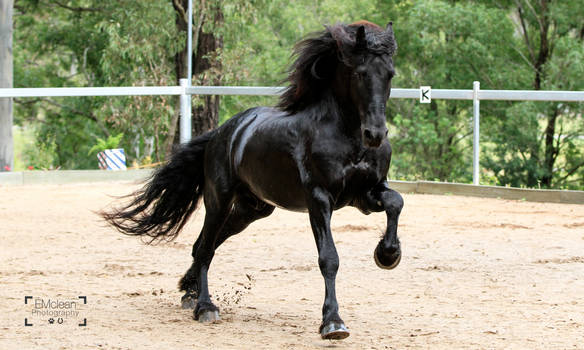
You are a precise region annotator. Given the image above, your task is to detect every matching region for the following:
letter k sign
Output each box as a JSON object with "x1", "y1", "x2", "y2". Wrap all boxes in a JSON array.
[{"x1": 420, "y1": 86, "x2": 431, "y2": 103}]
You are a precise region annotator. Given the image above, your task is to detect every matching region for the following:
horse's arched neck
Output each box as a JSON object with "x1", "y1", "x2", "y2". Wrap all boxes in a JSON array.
[{"x1": 330, "y1": 76, "x2": 362, "y2": 138}]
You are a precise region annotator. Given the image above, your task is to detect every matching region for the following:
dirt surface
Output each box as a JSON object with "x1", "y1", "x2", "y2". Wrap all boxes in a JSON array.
[{"x1": 1, "y1": 182, "x2": 583, "y2": 349}]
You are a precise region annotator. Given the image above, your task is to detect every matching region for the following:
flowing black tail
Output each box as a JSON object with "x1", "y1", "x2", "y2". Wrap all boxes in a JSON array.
[{"x1": 102, "y1": 131, "x2": 215, "y2": 243}]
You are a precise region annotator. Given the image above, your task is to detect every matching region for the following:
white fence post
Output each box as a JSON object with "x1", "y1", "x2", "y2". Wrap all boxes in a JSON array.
[
  {"x1": 187, "y1": 0, "x2": 193, "y2": 86},
  {"x1": 473, "y1": 81, "x2": 480, "y2": 185},
  {"x1": 179, "y1": 78, "x2": 192, "y2": 144}
]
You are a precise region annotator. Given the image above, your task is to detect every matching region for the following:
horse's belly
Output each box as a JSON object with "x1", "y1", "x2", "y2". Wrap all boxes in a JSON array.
[
  {"x1": 241, "y1": 165, "x2": 307, "y2": 212},
  {"x1": 260, "y1": 194, "x2": 307, "y2": 212},
  {"x1": 236, "y1": 143, "x2": 308, "y2": 212}
]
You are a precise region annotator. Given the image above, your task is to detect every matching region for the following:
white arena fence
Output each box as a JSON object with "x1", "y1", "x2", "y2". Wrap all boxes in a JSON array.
[{"x1": 1, "y1": 81, "x2": 584, "y2": 185}]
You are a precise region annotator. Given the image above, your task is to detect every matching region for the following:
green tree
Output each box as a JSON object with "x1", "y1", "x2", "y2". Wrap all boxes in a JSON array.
[
  {"x1": 480, "y1": 0, "x2": 584, "y2": 189},
  {"x1": 374, "y1": 0, "x2": 521, "y2": 182},
  {"x1": 13, "y1": 0, "x2": 180, "y2": 168},
  {"x1": 9, "y1": 0, "x2": 584, "y2": 189},
  {"x1": 372, "y1": 0, "x2": 583, "y2": 189}
]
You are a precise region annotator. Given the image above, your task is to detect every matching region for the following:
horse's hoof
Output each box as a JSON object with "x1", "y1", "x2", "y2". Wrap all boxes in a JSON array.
[
  {"x1": 374, "y1": 244, "x2": 401, "y2": 270},
  {"x1": 320, "y1": 322, "x2": 350, "y2": 340},
  {"x1": 181, "y1": 294, "x2": 197, "y2": 309},
  {"x1": 197, "y1": 310, "x2": 220, "y2": 323}
]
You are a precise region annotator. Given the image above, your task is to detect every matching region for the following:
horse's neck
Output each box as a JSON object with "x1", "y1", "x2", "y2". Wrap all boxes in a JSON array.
[
  {"x1": 295, "y1": 90, "x2": 361, "y2": 141},
  {"x1": 326, "y1": 92, "x2": 362, "y2": 139}
]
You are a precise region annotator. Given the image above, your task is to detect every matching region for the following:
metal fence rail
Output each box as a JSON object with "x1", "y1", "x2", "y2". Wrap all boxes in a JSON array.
[
  {"x1": 3, "y1": 85, "x2": 583, "y2": 100},
  {"x1": 4, "y1": 85, "x2": 583, "y2": 100},
  {"x1": 0, "y1": 86, "x2": 184, "y2": 97},
  {"x1": 1, "y1": 82, "x2": 583, "y2": 185}
]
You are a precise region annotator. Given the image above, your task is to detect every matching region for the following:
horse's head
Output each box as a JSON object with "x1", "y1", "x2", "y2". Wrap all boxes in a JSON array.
[
  {"x1": 331, "y1": 21, "x2": 397, "y2": 148},
  {"x1": 278, "y1": 21, "x2": 397, "y2": 148}
]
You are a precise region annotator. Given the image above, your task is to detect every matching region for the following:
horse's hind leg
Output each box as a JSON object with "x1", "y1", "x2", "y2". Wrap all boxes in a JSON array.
[
  {"x1": 179, "y1": 237, "x2": 203, "y2": 309},
  {"x1": 215, "y1": 195, "x2": 275, "y2": 249},
  {"x1": 179, "y1": 195, "x2": 275, "y2": 311},
  {"x1": 184, "y1": 193, "x2": 232, "y2": 322}
]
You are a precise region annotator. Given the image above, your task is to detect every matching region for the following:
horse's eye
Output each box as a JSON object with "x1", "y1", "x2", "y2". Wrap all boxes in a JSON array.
[{"x1": 354, "y1": 70, "x2": 367, "y2": 79}]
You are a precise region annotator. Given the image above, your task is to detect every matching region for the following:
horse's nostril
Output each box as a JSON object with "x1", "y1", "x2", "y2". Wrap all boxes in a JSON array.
[
  {"x1": 363, "y1": 129, "x2": 373, "y2": 140},
  {"x1": 384, "y1": 129, "x2": 389, "y2": 137}
]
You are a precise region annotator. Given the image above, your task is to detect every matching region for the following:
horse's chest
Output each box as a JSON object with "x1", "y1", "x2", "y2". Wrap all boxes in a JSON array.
[
  {"x1": 314, "y1": 150, "x2": 383, "y2": 190},
  {"x1": 344, "y1": 160, "x2": 378, "y2": 179},
  {"x1": 342, "y1": 160, "x2": 383, "y2": 188}
]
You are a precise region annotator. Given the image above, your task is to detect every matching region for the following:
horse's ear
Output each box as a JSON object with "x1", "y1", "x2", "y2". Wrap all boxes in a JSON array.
[
  {"x1": 386, "y1": 21, "x2": 397, "y2": 54},
  {"x1": 355, "y1": 25, "x2": 367, "y2": 50},
  {"x1": 386, "y1": 21, "x2": 396, "y2": 38}
]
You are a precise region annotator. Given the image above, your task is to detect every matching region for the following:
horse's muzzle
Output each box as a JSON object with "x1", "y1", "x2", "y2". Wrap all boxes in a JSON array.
[{"x1": 362, "y1": 127, "x2": 388, "y2": 148}]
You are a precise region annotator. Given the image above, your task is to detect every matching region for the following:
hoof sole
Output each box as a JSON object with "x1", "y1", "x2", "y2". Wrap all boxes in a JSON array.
[
  {"x1": 374, "y1": 248, "x2": 401, "y2": 270},
  {"x1": 198, "y1": 310, "x2": 220, "y2": 323},
  {"x1": 320, "y1": 322, "x2": 350, "y2": 340}
]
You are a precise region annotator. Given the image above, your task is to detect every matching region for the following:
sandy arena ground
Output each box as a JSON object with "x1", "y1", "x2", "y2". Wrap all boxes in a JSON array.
[{"x1": 0, "y1": 181, "x2": 583, "y2": 349}]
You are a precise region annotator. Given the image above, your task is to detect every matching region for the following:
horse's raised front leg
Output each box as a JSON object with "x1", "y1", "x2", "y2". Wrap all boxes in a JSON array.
[
  {"x1": 307, "y1": 187, "x2": 350, "y2": 340},
  {"x1": 354, "y1": 181, "x2": 403, "y2": 269},
  {"x1": 374, "y1": 186, "x2": 403, "y2": 269}
]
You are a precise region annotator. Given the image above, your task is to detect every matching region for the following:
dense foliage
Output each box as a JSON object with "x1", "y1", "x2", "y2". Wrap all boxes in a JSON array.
[{"x1": 10, "y1": 0, "x2": 584, "y2": 189}]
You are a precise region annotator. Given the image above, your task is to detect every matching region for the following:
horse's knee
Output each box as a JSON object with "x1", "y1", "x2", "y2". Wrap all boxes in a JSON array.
[{"x1": 381, "y1": 190, "x2": 403, "y2": 215}]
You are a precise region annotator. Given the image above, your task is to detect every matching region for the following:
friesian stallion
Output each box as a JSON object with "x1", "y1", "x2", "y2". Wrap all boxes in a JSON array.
[{"x1": 103, "y1": 20, "x2": 403, "y2": 340}]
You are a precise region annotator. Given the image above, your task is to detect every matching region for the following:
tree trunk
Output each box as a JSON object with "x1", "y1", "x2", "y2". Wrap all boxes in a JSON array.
[
  {"x1": 533, "y1": 1, "x2": 550, "y2": 91},
  {"x1": 191, "y1": 11, "x2": 222, "y2": 137},
  {"x1": 533, "y1": 0, "x2": 556, "y2": 188},
  {"x1": 541, "y1": 106, "x2": 558, "y2": 187},
  {"x1": 0, "y1": 0, "x2": 13, "y2": 172},
  {"x1": 166, "y1": 0, "x2": 222, "y2": 156},
  {"x1": 522, "y1": 0, "x2": 557, "y2": 188}
]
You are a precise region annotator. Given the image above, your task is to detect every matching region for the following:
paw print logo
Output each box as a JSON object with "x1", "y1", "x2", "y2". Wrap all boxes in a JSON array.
[{"x1": 48, "y1": 318, "x2": 55, "y2": 324}]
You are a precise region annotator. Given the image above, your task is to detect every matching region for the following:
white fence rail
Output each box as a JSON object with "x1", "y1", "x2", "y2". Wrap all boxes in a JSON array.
[
  {"x1": 0, "y1": 86, "x2": 184, "y2": 97},
  {"x1": 1, "y1": 82, "x2": 583, "y2": 185},
  {"x1": 3, "y1": 85, "x2": 583, "y2": 100}
]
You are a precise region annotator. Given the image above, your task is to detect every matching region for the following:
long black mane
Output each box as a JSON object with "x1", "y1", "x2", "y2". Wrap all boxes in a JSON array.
[{"x1": 278, "y1": 21, "x2": 397, "y2": 113}]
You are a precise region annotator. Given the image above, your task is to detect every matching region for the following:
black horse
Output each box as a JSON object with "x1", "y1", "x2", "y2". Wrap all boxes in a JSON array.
[{"x1": 103, "y1": 20, "x2": 403, "y2": 340}]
